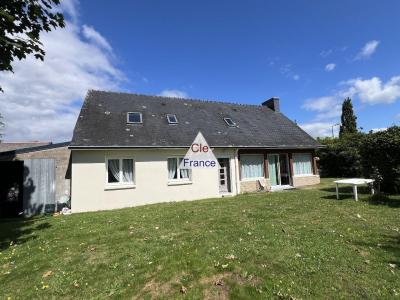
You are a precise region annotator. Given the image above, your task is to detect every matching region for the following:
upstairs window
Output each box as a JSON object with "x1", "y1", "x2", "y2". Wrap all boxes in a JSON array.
[
  {"x1": 127, "y1": 112, "x2": 142, "y2": 124},
  {"x1": 224, "y1": 117, "x2": 236, "y2": 127},
  {"x1": 167, "y1": 114, "x2": 178, "y2": 124}
]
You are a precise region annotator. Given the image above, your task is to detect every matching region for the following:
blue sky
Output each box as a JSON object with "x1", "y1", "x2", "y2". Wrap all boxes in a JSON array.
[{"x1": 1, "y1": 0, "x2": 400, "y2": 141}]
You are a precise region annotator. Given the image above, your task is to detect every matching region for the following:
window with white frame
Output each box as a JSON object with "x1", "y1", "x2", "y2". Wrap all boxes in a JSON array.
[
  {"x1": 223, "y1": 117, "x2": 236, "y2": 127},
  {"x1": 168, "y1": 157, "x2": 191, "y2": 181},
  {"x1": 293, "y1": 153, "x2": 313, "y2": 175},
  {"x1": 241, "y1": 154, "x2": 264, "y2": 179},
  {"x1": 107, "y1": 158, "x2": 134, "y2": 184},
  {"x1": 127, "y1": 112, "x2": 142, "y2": 124},
  {"x1": 167, "y1": 114, "x2": 178, "y2": 124}
]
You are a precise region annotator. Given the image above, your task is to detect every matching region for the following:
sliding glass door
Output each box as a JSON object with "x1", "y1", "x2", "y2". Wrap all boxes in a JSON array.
[
  {"x1": 268, "y1": 154, "x2": 291, "y2": 186},
  {"x1": 268, "y1": 154, "x2": 279, "y2": 186}
]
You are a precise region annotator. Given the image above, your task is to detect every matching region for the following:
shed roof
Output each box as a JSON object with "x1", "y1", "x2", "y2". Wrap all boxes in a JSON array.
[{"x1": 0, "y1": 141, "x2": 51, "y2": 153}]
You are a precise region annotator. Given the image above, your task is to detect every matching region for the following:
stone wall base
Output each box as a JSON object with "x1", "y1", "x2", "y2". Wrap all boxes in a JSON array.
[
  {"x1": 240, "y1": 178, "x2": 271, "y2": 193},
  {"x1": 292, "y1": 175, "x2": 320, "y2": 187}
]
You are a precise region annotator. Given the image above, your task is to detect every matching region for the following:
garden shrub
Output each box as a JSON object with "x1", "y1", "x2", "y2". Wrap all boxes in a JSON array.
[
  {"x1": 317, "y1": 133, "x2": 364, "y2": 177},
  {"x1": 360, "y1": 126, "x2": 400, "y2": 194},
  {"x1": 317, "y1": 126, "x2": 400, "y2": 194}
]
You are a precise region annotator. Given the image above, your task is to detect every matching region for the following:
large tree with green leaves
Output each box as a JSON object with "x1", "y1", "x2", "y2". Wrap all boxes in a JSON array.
[
  {"x1": 339, "y1": 97, "x2": 357, "y2": 137},
  {"x1": 0, "y1": 0, "x2": 65, "y2": 91}
]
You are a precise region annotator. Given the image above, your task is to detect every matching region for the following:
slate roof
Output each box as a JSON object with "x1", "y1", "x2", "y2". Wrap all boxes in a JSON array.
[
  {"x1": 0, "y1": 141, "x2": 51, "y2": 153},
  {"x1": 70, "y1": 90, "x2": 322, "y2": 149},
  {"x1": 0, "y1": 142, "x2": 70, "y2": 158}
]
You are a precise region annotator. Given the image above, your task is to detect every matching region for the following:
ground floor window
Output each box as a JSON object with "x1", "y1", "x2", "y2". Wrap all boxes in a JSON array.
[
  {"x1": 240, "y1": 154, "x2": 264, "y2": 179},
  {"x1": 293, "y1": 153, "x2": 313, "y2": 175},
  {"x1": 168, "y1": 157, "x2": 191, "y2": 181},
  {"x1": 107, "y1": 158, "x2": 134, "y2": 184}
]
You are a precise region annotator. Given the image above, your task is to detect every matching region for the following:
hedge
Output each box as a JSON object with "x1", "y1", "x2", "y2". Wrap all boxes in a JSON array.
[{"x1": 317, "y1": 126, "x2": 400, "y2": 194}]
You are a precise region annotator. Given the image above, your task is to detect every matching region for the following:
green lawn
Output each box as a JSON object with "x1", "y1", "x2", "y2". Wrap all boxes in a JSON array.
[{"x1": 1, "y1": 178, "x2": 400, "y2": 299}]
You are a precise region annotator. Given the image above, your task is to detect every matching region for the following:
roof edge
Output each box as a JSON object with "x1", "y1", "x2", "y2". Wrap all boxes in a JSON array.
[
  {"x1": 0, "y1": 141, "x2": 70, "y2": 156},
  {"x1": 69, "y1": 145, "x2": 324, "y2": 150},
  {"x1": 87, "y1": 89, "x2": 270, "y2": 108}
]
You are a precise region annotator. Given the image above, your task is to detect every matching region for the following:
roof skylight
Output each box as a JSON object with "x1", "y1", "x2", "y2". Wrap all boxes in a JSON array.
[
  {"x1": 224, "y1": 117, "x2": 236, "y2": 127},
  {"x1": 127, "y1": 112, "x2": 142, "y2": 124},
  {"x1": 167, "y1": 114, "x2": 178, "y2": 124}
]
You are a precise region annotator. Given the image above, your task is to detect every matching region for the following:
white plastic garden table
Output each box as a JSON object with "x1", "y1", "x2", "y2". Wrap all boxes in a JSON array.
[{"x1": 334, "y1": 178, "x2": 375, "y2": 201}]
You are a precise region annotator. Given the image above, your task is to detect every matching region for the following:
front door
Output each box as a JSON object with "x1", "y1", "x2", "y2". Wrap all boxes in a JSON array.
[
  {"x1": 218, "y1": 158, "x2": 231, "y2": 193},
  {"x1": 268, "y1": 154, "x2": 291, "y2": 186}
]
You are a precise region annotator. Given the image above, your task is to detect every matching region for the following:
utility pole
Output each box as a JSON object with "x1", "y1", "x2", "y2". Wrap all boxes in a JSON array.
[{"x1": 331, "y1": 123, "x2": 340, "y2": 138}]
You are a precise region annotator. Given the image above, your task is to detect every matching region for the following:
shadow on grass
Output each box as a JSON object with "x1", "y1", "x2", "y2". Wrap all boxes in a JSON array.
[
  {"x1": 363, "y1": 194, "x2": 400, "y2": 208},
  {"x1": 354, "y1": 233, "x2": 400, "y2": 265},
  {"x1": 320, "y1": 186, "x2": 372, "y2": 201},
  {"x1": 0, "y1": 217, "x2": 51, "y2": 251}
]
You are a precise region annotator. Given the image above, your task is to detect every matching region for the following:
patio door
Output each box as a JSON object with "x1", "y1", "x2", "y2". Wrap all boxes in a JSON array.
[{"x1": 268, "y1": 154, "x2": 291, "y2": 186}]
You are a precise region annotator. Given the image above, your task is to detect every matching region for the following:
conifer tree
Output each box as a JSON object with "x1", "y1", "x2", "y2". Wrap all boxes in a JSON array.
[{"x1": 339, "y1": 97, "x2": 357, "y2": 137}]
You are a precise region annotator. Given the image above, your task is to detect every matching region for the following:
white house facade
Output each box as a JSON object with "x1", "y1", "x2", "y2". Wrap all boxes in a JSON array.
[{"x1": 70, "y1": 91, "x2": 321, "y2": 213}]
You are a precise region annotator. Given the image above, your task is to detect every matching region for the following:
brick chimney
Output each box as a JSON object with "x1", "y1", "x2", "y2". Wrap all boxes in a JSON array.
[{"x1": 262, "y1": 97, "x2": 280, "y2": 112}]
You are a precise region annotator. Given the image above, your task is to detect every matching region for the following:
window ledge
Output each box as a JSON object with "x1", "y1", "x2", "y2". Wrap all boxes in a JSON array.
[
  {"x1": 105, "y1": 184, "x2": 136, "y2": 191},
  {"x1": 167, "y1": 180, "x2": 193, "y2": 186},
  {"x1": 293, "y1": 174, "x2": 317, "y2": 177}
]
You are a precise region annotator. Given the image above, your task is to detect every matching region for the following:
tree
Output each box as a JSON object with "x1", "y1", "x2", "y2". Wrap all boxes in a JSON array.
[
  {"x1": 339, "y1": 97, "x2": 357, "y2": 137},
  {"x1": 0, "y1": 0, "x2": 65, "y2": 91}
]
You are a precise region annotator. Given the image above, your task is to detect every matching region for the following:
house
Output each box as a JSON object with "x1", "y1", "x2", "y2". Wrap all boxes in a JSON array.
[
  {"x1": 69, "y1": 90, "x2": 322, "y2": 213},
  {"x1": 0, "y1": 141, "x2": 71, "y2": 217}
]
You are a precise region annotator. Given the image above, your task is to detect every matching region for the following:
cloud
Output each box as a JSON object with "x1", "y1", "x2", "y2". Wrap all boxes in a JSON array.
[
  {"x1": 159, "y1": 89, "x2": 188, "y2": 98},
  {"x1": 82, "y1": 25, "x2": 112, "y2": 52},
  {"x1": 302, "y1": 96, "x2": 342, "y2": 121},
  {"x1": 299, "y1": 122, "x2": 338, "y2": 138},
  {"x1": 301, "y1": 75, "x2": 400, "y2": 136},
  {"x1": 60, "y1": 0, "x2": 79, "y2": 22},
  {"x1": 344, "y1": 76, "x2": 400, "y2": 104},
  {"x1": 355, "y1": 40, "x2": 380, "y2": 60},
  {"x1": 325, "y1": 63, "x2": 336, "y2": 72},
  {"x1": 319, "y1": 49, "x2": 333, "y2": 58},
  {"x1": 303, "y1": 75, "x2": 400, "y2": 120},
  {"x1": 0, "y1": 1, "x2": 124, "y2": 142},
  {"x1": 319, "y1": 46, "x2": 347, "y2": 58},
  {"x1": 371, "y1": 127, "x2": 387, "y2": 133},
  {"x1": 303, "y1": 96, "x2": 337, "y2": 112},
  {"x1": 280, "y1": 64, "x2": 300, "y2": 81}
]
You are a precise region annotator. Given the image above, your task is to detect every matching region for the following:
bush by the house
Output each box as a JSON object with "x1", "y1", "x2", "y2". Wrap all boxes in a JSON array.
[
  {"x1": 317, "y1": 126, "x2": 400, "y2": 194},
  {"x1": 360, "y1": 126, "x2": 400, "y2": 194},
  {"x1": 317, "y1": 133, "x2": 364, "y2": 178}
]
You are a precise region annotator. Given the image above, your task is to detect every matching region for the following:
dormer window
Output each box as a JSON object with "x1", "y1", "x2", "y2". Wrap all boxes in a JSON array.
[
  {"x1": 127, "y1": 112, "x2": 142, "y2": 124},
  {"x1": 224, "y1": 117, "x2": 236, "y2": 127},
  {"x1": 167, "y1": 114, "x2": 178, "y2": 124}
]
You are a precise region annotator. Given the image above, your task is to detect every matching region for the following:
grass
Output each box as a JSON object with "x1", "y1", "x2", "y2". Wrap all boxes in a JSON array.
[{"x1": 1, "y1": 178, "x2": 400, "y2": 299}]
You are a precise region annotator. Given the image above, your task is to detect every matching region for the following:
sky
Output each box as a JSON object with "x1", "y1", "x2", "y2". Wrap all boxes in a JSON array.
[{"x1": 1, "y1": 0, "x2": 400, "y2": 141}]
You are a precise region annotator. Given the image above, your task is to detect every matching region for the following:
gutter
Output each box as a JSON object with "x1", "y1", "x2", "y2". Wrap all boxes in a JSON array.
[{"x1": 68, "y1": 144, "x2": 325, "y2": 150}]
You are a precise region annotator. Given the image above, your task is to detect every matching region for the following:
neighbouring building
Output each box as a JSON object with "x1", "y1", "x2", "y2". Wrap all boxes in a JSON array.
[
  {"x1": 69, "y1": 90, "x2": 322, "y2": 213},
  {"x1": 0, "y1": 142, "x2": 71, "y2": 217}
]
